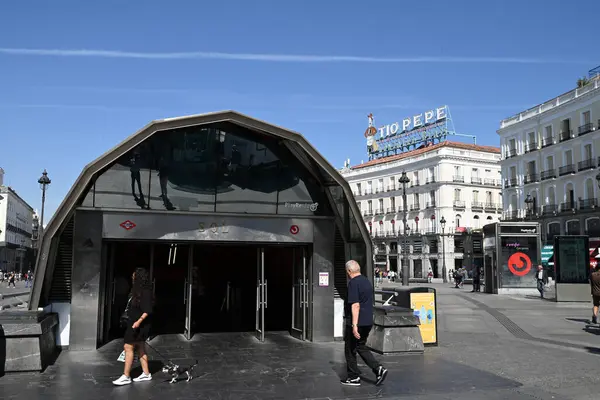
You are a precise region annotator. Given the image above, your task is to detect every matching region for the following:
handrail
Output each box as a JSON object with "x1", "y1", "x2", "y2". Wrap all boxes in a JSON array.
[{"x1": 374, "y1": 289, "x2": 398, "y2": 306}]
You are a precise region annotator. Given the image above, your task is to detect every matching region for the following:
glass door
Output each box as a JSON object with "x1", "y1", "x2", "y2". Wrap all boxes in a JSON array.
[
  {"x1": 184, "y1": 246, "x2": 193, "y2": 340},
  {"x1": 255, "y1": 247, "x2": 265, "y2": 341},
  {"x1": 291, "y1": 247, "x2": 307, "y2": 340}
]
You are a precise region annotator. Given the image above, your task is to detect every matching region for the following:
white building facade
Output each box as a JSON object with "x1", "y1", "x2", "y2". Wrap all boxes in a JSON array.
[
  {"x1": 0, "y1": 169, "x2": 35, "y2": 272},
  {"x1": 341, "y1": 141, "x2": 502, "y2": 279},
  {"x1": 498, "y1": 76, "x2": 600, "y2": 244}
]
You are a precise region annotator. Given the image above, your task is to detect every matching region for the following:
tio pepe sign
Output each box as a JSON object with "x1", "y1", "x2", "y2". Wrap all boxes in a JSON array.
[{"x1": 377, "y1": 106, "x2": 447, "y2": 138}]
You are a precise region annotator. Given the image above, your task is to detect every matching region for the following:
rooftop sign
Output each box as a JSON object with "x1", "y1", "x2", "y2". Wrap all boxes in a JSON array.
[{"x1": 364, "y1": 106, "x2": 454, "y2": 160}]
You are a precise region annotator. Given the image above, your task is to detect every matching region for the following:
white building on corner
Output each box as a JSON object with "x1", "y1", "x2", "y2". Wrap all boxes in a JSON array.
[
  {"x1": 341, "y1": 141, "x2": 502, "y2": 279},
  {"x1": 0, "y1": 168, "x2": 35, "y2": 272},
  {"x1": 498, "y1": 72, "x2": 600, "y2": 246}
]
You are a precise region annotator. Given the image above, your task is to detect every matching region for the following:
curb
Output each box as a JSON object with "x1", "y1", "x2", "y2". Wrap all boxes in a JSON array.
[{"x1": 0, "y1": 290, "x2": 30, "y2": 300}]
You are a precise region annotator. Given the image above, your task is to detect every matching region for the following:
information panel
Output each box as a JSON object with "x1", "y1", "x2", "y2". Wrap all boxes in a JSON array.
[
  {"x1": 410, "y1": 292, "x2": 436, "y2": 344},
  {"x1": 499, "y1": 236, "x2": 538, "y2": 288},
  {"x1": 555, "y1": 236, "x2": 589, "y2": 284}
]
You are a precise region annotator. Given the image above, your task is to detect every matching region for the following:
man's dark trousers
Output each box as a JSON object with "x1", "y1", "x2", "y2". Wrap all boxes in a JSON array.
[{"x1": 344, "y1": 324, "x2": 380, "y2": 379}]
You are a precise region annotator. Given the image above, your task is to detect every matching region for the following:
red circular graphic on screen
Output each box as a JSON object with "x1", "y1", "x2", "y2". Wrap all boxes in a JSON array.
[
  {"x1": 290, "y1": 225, "x2": 300, "y2": 235},
  {"x1": 507, "y1": 252, "x2": 532, "y2": 276}
]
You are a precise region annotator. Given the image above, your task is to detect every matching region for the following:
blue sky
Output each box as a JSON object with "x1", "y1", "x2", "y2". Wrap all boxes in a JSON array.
[{"x1": 0, "y1": 0, "x2": 596, "y2": 221}]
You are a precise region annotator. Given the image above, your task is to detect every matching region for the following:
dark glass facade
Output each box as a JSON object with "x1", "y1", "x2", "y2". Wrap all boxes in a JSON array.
[{"x1": 84, "y1": 122, "x2": 332, "y2": 216}]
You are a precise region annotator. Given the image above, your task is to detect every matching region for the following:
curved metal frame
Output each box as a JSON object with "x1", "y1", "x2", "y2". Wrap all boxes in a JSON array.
[{"x1": 29, "y1": 110, "x2": 372, "y2": 309}]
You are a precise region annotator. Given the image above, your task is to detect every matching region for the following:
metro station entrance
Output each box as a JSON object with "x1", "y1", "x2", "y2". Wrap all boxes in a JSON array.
[{"x1": 101, "y1": 242, "x2": 310, "y2": 345}]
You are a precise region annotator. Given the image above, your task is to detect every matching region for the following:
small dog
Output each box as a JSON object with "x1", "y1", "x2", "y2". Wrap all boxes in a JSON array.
[{"x1": 162, "y1": 360, "x2": 199, "y2": 383}]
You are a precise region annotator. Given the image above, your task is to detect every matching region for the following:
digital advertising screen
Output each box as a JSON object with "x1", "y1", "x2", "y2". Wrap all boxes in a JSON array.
[
  {"x1": 499, "y1": 236, "x2": 539, "y2": 288},
  {"x1": 554, "y1": 236, "x2": 589, "y2": 284}
]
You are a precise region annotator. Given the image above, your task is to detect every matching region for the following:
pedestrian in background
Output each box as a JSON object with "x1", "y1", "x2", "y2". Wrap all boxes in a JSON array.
[
  {"x1": 341, "y1": 260, "x2": 388, "y2": 387},
  {"x1": 589, "y1": 265, "x2": 600, "y2": 324},
  {"x1": 536, "y1": 265, "x2": 547, "y2": 299}
]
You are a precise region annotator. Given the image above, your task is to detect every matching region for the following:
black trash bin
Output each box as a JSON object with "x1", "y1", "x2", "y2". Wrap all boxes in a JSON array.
[{"x1": 381, "y1": 286, "x2": 438, "y2": 346}]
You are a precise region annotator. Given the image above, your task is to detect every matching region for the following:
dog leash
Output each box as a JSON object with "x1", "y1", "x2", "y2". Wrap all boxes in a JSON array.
[{"x1": 143, "y1": 340, "x2": 176, "y2": 366}]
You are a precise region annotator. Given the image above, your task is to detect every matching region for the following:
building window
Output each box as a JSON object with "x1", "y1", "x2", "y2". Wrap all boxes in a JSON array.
[
  {"x1": 584, "y1": 144, "x2": 593, "y2": 161},
  {"x1": 454, "y1": 188, "x2": 461, "y2": 201},
  {"x1": 486, "y1": 191, "x2": 492, "y2": 204},
  {"x1": 413, "y1": 193, "x2": 420, "y2": 208},
  {"x1": 546, "y1": 156, "x2": 554, "y2": 170},
  {"x1": 473, "y1": 215, "x2": 480, "y2": 229},
  {"x1": 356, "y1": 183, "x2": 361, "y2": 194},
  {"x1": 390, "y1": 197, "x2": 396, "y2": 210},
  {"x1": 455, "y1": 214, "x2": 461, "y2": 228},
  {"x1": 378, "y1": 198, "x2": 384, "y2": 212},
  {"x1": 368, "y1": 200, "x2": 372, "y2": 213},
  {"x1": 357, "y1": 202, "x2": 361, "y2": 211},
  {"x1": 473, "y1": 190, "x2": 479, "y2": 203},
  {"x1": 582, "y1": 110, "x2": 591, "y2": 125}
]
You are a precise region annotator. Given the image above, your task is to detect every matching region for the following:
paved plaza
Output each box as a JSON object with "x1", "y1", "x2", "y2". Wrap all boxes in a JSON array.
[{"x1": 2, "y1": 283, "x2": 600, "y2": 399}]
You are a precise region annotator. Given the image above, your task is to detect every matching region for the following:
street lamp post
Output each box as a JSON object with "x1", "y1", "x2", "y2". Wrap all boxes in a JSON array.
[
  {"x1": 398, "y1": 172, "x2": 410, "y2": 286},
  {"x1": 440, "y1": 216, "x2": 447, "y2": 283},
  {"x1": 38, "y1": 169, "x2": 51, "y2": 247}
]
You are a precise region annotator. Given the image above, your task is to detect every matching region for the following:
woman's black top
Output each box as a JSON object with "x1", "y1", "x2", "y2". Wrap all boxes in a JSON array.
[{"x1": 127, "y1": 288, "x2": 153, "y2": 323}]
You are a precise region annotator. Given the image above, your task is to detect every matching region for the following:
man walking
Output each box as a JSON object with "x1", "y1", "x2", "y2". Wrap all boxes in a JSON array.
[
  {"x1": 536, "y1": 265, "x2": 546, "y2": 299},
  {"x1": 341, "y1": 260, "x2": 388, "y2": 387},
  {"x1": 589, "y1": 265, "x2": 600, "y2": 324}
]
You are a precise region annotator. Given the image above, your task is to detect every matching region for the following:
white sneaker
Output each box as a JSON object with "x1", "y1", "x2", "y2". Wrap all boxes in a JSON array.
[
  {"x1": 112, "y1": 375, "x2": 132, "y2": 386},
  {"x1": 133, "y1": 373, "x2": 152, "y2": 382}
]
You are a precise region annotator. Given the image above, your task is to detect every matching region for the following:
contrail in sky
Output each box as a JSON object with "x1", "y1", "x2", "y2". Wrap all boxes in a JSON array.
[{"x1": 0, "y1": 47, "x2": 583, "y2": 64}]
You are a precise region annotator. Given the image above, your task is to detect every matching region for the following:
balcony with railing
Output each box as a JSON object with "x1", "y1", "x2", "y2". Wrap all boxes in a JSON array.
[
  {"x1": 504, "y1": 178, "x2": 518, "y2": 188},
  {"x1": 471, "y1": 177, "x2": 482, "y2": 184},
  {"x1": 506, "y1": 148, "x2": 518, "y2": 158},
  {"x1": 374, "y1": 209, "x2": 384, "y2": 216},
  {"x1": 426, "y1": 201, "x2": 436, "y2": 209},
  {"x1": 471, "y1": 202, "x2": 484, "y2": 211},
  {"x1": 411, "y1": 180, "x2": 420, "y2": 187},
  {"x1": 484, "y1": 203, "x2": 499, "y2": 211},
  {"x1": 453, "y1": 200, "x2": 466, "y2": 209},
  {"x1": 541, "y1": 136, "x2": 554, "y2": 148},
  {"x1": 364, "y1": 188, "x2": 373, "y2": 195},
  {"x1": 453, "y1": 175, "x2": 464, "y2": 183},
  {"x1": 559, "y1": 201, "x2": 576, "y2": 213},
  {"x1": 410, "y1": 204, "x2": 420, "y2": 211},
  {"x1": 386, "y1": 185, "x2": 396, "y2": 192},
  {"x1": 578, "y1": 123, "x2": 594, "y2": 136},
  {"x1": 386, "y1": 207, "x2": 396, "y2": 215},
  {"x1": 578, "y1": 158, "x2": 595, "y2": 171},
  {"x1": 579, "y1": 198, "x2": 598, "y2": 210},
  {"x1": 375, "y1": 187, "x2": 385, "y2": 194},
  {"x1": 353, "y1": 190, "x2": 362, "y2": 197},
  {"x1": 524, "y1": 173, "x2": 540, "y2": 184},
  {"x1": 363, "y1": 210, "x2": 374, "y2": 217},
  {"x1": 559, "y1": 130, "x2": 573, "y2": 142},
  {"x1": 540, "y1": 169, "x2": 556, "y2": 181},
  {"x1": 525, "y1": 142, "x2": 538, "y2": 153},
  {"x1": 425, "y1": 176, "x2": 436, "y2": 184},
  {"x1": 483, "y1": 178, "x2": 499, "y2": 187},
  {"x1": 558, "y1": 164, "x2": 576, "y2": 176},
  {"x1": 424, "y1": 229, "x2": 438, "y2": 235},
  {"x1": 542, "y1": 204, "x2": 557, "y2": 216}
]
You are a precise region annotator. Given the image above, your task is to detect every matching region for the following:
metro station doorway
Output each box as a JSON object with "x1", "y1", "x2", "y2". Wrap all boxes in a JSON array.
[{"x1": 100, "y1": 242, "x2": 310, "y2": 346}]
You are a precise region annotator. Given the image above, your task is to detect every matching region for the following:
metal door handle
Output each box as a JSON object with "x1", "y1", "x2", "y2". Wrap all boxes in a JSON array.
[
  {"x1": 265, "y1": 280, "x2": 268, "y2": 308},
  {"x1": 256, "y1": 284, "x2": 260, "y2": 311},
  {"x1": 184, "y1": 280, "x2": 187, "y2": 304}
]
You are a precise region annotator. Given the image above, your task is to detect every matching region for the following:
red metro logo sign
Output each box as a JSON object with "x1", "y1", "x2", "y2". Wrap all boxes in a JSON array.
[{"x1": 507, "y1": 252, "x2": 532, "y2": 277}]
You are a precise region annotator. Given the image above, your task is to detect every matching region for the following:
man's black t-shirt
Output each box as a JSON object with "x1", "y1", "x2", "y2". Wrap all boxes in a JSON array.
[{"x1": 346, "y1": 275, "x2": 374, "y2": 326}]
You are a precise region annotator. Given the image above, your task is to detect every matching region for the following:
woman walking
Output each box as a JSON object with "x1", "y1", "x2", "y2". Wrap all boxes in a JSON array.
[{"x1": 113, "y1": 268, "x2": 154, "y2": 386}]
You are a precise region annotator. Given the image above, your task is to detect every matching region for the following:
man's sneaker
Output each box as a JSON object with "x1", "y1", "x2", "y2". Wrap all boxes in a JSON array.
[
  {"x1": 133, "y1": 373, "x2": 152, "y2": 382},
  {"x1": 112, "y1": 375, "x2": 132, "y2": 386},
  {"x1": 341, "y1": 377, "x2": 361, "y2": 386},
  {"x1": 375, "y1": 366, "x2": 388, "y2": 386}
]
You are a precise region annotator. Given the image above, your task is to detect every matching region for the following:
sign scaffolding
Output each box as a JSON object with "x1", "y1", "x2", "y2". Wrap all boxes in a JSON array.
[{"x1": 364, "y1": 105, "x2": 457, "y2": 161}]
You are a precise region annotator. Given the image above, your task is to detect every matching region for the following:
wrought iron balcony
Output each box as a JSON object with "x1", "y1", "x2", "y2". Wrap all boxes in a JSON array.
[
  {"x1": 504, "y1": 178, "x2": 518, "y2": 188},
  {"x1": 558, "y1": 164, "x2": 575, "y2": 176},
  {"x1": 353, "y1": 191, "x2": 362, "y2": 196},
  {"x1": 542, "y1": 204, "x2": 557, "y2": 216},
  {"x1": 559, "y1": 201, "x2": 576, "y2": 212},
  {"x1": 453, "y1": 175, "x2": 464, "y2": 183},
  {"x1": 374, "y1": 209, "x2": 384, "y2": 215},
  {"x1": 411, "y1": 180, "x2": 420, "y2": 187},
  {"x1": 524, "y1": 174, "x2": 540, "y2": 184},
  {"x1": 578, "y1": 123, "x2": 594, "y2": 136},
  {"x1": 579, "y1": 198, "x2": 598, "y2": 210},
  {"x1": 471, "y1": 177, "x2": 482, "y2": 184},
  {"x1": 506, "y1": 148, "x2": 518, "y2": 158},
  {"x1": 425, "y1": 177, "x2": 436, "y2": 184},
  {"x1": 525, "y1": 142, "x2": 538, "y2": 153},
  {"x1": 471, "y1": 202, "x2": 484, "y2": 210},
  {"x1": 453, "y1": 200, "x2": 466, "y2": 209},
  {"x1": 375, "y1": 187, "x2": 385, "y2": 194},
  {"x1": 484, "y1": 178, "x2": 499, "y2": 186},
  {"x1": 363, "y1": 211, "x2": 374, "y2": 217},
  {"x1": 426, "y1": 201, "x2": 436, "y2": 209},
  {"x1": 540, "y1": 169, "x2": 556, "y2": 180},
  {"x1": 541, "y1": 136, "x2": 554, "y2": 148},
  {"x1": 559, "y1": 130, "x2": 573, "y2": 142},
  {"x1": 364, "y1": 189, "x2": 373, "y2": 195},
  {"x1": 386, "y1": 185, "x2": 396, "y2": 192},
  {"x1": 410, "y1": 204, "x2": 420, "y2": 211},
  {"x1": 578, "y1": 158, "x2": 595, "y2": 171},
  {"x1": 484, "y1": 203, "x2": 499, "y2": 211},
  {"x1": 386, "y1": 207, "x2": 397, "y2": 214}
]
